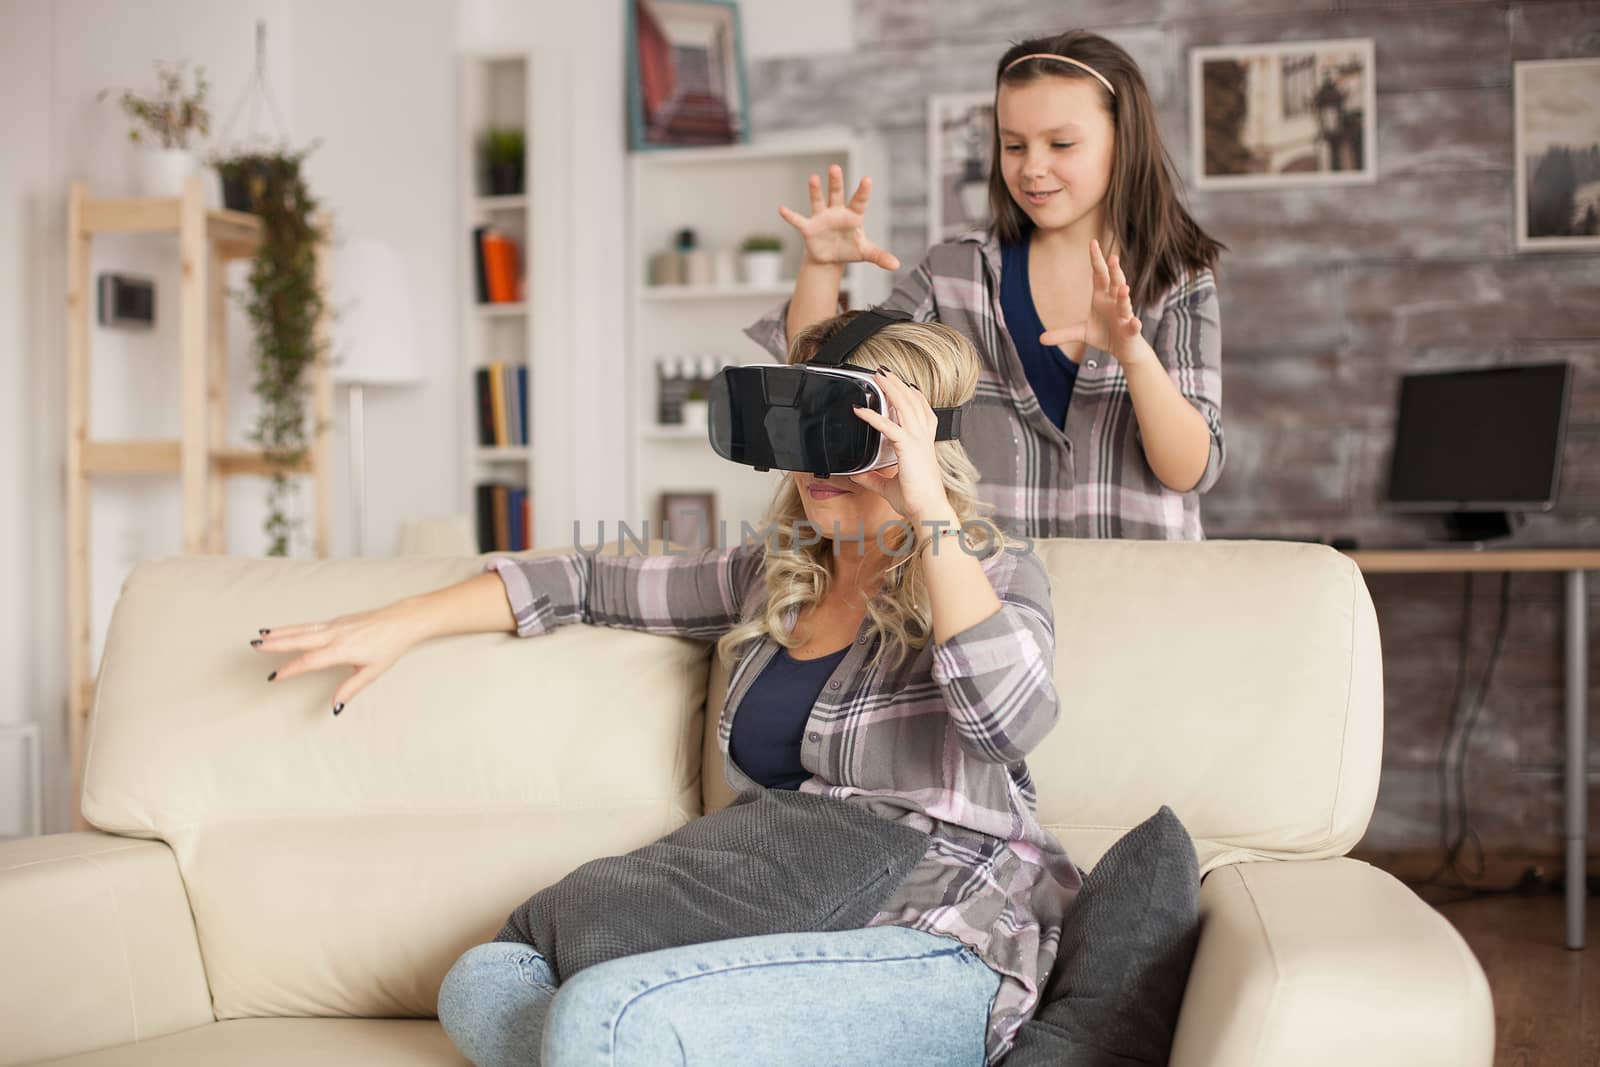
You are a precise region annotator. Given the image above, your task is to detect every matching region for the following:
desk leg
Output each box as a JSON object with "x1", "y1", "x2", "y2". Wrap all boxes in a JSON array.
[{"x1": 1567, "y1": 569, "x2": 1589, "y2": 951}]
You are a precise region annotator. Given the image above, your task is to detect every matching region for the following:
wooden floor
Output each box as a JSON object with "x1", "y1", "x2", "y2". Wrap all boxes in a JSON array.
[{"x1": 1425, "y1": 890, "x2": 1600, "y2": 1066}]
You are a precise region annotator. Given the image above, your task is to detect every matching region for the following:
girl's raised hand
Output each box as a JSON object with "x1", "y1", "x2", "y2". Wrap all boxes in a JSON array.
[
  {"x1": 250, "y1": 602, "x2": 429, "y2": 715},
  {"x1": 1039, "y1": 239, "x2": 1148, "y2": 366},
  {"x1": 778, "y1": 164, "x2": 901, "y2": 272}
]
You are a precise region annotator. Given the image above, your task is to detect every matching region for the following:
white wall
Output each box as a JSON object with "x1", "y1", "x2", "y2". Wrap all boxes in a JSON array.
[
  {"x1": 0, "y1": 0, "x2": 60, "y2": 838},
  {"x1": 0, "y1": 0, "x2": 457, "y2": 835},
  {"x1": 740, "y1": 0, "x2": 853, "y2": 60}
]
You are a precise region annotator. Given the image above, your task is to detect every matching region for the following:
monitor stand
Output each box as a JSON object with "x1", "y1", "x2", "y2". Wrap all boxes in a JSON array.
[{"x1": 1441, "y1": 511, "x2": 1519, "y2": 544}]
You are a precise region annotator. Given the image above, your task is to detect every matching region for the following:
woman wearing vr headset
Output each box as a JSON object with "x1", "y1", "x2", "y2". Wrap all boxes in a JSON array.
[
  {"x1": 751, "y1": 29, "x2": 1226, "y2": 540},
  {"x1": 251, "y1": 314, "x2": 1077, "y2": 1066}
]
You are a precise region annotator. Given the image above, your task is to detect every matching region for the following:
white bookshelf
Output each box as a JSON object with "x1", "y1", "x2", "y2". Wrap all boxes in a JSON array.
[
  {"x1": 625, "y1": 128, "x2": 890, "y2": 540},
  {"x1": 458, "y1": 52, "x2": 539, "y2": 552}
]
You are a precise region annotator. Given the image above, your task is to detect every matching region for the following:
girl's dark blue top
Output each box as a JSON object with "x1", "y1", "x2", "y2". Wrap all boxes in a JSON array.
[{"x1": 1001, "y1": 237, "x2": 1078, "y2": 429}]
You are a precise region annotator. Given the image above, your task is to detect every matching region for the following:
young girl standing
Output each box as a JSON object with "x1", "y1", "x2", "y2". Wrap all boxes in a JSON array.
[{"x1": 748, "y1": 29, "x2": 1227, "y2": 540}]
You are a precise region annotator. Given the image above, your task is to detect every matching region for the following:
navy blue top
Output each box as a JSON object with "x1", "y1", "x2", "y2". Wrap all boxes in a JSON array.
[
  {"x1": 1000, "y1": 238, "x2": 1079, "y2": 430},
  {"x1": 728, "y1": 643, "x2": 852, "y2": 790}
]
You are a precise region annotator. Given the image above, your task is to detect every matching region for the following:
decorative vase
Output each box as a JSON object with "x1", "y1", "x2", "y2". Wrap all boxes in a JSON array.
[
  {"x1": 681, "y1": 398, "x2": 709, "y2": 432},
  {"x1": 740, "y1": 251, "x2": 783, "y2": 288},
  {"x1": 137, "y1": 148, "x2": 198, "y2": 197}
]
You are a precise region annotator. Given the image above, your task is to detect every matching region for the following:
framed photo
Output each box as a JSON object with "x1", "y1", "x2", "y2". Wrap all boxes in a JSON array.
[
  {"x1": 1515, "y1": 57, "x2": 1600, "y2": 252},
  {"x1": 626, "y1": 0, "x2": 750, "y2": 151},
  {"x1": 1190, "y1": 38, "x2": 1377, "y2": 189},
  {"x1": 660, "y1": 491, "x2": 716, "y2": 549},
  {"x1": 927, "y1": 92, "x2": 995, "y2": 246}
]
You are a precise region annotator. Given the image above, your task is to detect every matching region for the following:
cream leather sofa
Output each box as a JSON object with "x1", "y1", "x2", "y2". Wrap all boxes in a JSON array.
[{"x1": 0, "y1": 539, "x2": 1494, "y2": 1066}]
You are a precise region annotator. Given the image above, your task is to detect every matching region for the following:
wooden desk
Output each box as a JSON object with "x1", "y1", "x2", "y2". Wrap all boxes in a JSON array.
[{"x1": 1344, "y1": 548, "x2": 1600, "y2": 950}]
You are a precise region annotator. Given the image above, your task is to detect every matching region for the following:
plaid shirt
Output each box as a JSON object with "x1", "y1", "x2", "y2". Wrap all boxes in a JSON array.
[
  {"x1": 487, "y1": 539, "x2": 1081, "y2": 1064},
  {"x1": 746, "y1": 227, "x2": 1224, "y2": 540}
]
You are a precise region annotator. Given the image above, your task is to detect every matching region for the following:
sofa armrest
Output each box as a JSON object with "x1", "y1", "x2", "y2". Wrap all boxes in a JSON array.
[
  {"x1": 1171, "y1": 857, "x2": 1493, "y2": 1067},
  {"x1": 0, "y1": 832, "x2": 213, "y2": 1066}
]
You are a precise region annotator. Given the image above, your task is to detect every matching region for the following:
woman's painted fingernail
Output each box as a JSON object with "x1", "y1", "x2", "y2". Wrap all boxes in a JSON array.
[
  {"x1": 333, "y1": 703, "x2": 344, "y2": 716},
  {"x1": 258, "y1": 628, "x2": 270, "y2": 635},
  {"x1": 250, "y1": 638, "x2": 263, "y2": 647},
  {"x1": 267, "y1": 671, "x2": 277, "y2": 682}
]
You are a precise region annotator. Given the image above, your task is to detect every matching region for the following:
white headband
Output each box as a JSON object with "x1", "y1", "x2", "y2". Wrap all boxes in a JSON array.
[{"x1": 1002, "y1": 53, "x2": 1116, "y2": 97}]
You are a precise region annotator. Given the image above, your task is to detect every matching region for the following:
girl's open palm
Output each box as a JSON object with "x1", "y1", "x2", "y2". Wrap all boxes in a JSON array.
[
  {"x1": 251, "y1": 604, "x2": 427, "y2": 714},
  {"x1": 779, "y1": 164, "x2": 901, "y2": 272},
  {"x1": 1039, "y1": 239, "x2": 1146, "y2": 364}
]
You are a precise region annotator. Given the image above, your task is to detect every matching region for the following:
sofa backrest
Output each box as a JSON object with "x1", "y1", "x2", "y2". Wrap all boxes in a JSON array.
[
  {"x1": 703, "y1": 539, "x2": 1383, "y2": 874},
  {"x1": 84, "y1": 539, "x2": 1379, "y2": 1023},
  {"x1": 83, "y1": 553, "x2": 710, "y2": 1022}
]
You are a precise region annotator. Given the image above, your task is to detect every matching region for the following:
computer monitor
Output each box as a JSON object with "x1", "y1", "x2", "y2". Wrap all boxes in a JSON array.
[{"x1": 1386, "y1": 362, "x2": 1571, "y2": 541}]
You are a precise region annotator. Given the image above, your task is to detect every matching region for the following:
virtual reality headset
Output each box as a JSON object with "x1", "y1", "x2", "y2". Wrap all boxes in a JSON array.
[{"x1": 707, "y1": 307, "x2": 966, "y2": 478}]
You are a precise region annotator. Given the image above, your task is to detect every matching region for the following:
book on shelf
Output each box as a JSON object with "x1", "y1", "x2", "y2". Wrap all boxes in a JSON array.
[
  {"x1": 517, "y1": 364, "x2": 528, "y2": 444},
  {"x1": 475, "y1": 481, "x2": 532, "y2": 553},
  {"x1": 474, "y1": 367, "x2": 495, "y2": 446},
  {"x1": 471, "y1": 226, "x2": 523, "y2": 304},
  {"x1": 487, "y1": 360, "x2": 508, "y2": 446},
  {"x1": 474, "y1": 362, "x2": 529, "y2": 447},
  {"x1": 471, "y1": 225, "x2": 490, "y2": 303}
]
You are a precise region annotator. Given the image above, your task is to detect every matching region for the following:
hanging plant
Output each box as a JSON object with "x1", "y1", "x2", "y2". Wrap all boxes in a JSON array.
[{"x1": 227, "y1": 144, "x2": 326, "y2": 556}]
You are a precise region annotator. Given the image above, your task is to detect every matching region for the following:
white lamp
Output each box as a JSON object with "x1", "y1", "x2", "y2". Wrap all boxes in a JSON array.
[{"x1": 330, "y1": 238, "x2": 424, "y2": 556}]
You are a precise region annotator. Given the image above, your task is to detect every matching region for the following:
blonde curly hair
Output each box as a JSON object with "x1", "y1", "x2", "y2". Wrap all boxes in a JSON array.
[{"x1": 715, "y1": 311, "x2": 1013, "y2": 674}]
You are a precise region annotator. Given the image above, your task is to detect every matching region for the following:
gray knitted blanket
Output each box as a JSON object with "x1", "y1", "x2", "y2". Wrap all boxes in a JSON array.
[{"x1": 493, "y1": 787, "x2": 931, "y2": 982}]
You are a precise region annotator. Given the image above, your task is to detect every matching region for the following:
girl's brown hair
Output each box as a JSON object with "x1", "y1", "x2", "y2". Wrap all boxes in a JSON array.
[{"x1": 989, "y1": 30, "x2": 1225, "y2": 310}]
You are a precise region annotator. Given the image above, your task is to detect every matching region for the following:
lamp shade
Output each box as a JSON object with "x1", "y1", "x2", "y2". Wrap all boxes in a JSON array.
[{"x1": 330, "y1": 238, "x2": 424, "y2": 386}]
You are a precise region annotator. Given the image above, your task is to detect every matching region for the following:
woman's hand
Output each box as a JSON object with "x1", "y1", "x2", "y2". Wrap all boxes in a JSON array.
[
  {"x1": 250, "y1": 601, "x2": 430, "y2": 714},
  {"x1": 1039, "y1": 239, "x2": 1152, "y2": 368},
  {"x1": 848, "y1": 368, "x2": 954, "y2": 527},
  {"x1": 778, "y1": 164, "x2": 901, "y2": 272}
]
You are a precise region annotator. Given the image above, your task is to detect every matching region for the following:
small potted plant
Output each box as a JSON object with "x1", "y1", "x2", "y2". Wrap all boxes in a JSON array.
[
  {"x1": 101, "y1": 60, "x2": 213, "y2": 198},
  {"x1": 681, "y1": 382, "x2": 710, "y2": 432},
  {"x1": 740, "y1": 233, "x2": 784, "y2": 288},
  {"x1": 483, "y1": 127, "x2": 526, "y2": 196}
]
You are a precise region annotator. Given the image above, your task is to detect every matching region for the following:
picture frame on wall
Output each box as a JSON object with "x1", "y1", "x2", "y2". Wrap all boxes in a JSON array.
[
  {"x1": 1190, "y1": 38, "x2": 1377, "y2": 189},
  {"x1": 660, "y1": 490, "x2": 717, "y2": 549},
  {"x1": 626, "y1": 0, "x2": 750, "y2": 151},
  {"x1": 927, "y1": 92, "x2": 995, "y2": 246},
  {"x1": 1514, "y1": 57, "x2": 1600, "y2": 252}
]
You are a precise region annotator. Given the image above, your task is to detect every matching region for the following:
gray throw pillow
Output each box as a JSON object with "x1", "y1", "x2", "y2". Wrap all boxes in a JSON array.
[{"x1": 1002, "y1": 805, "x2": 1201, "y2": 1067}]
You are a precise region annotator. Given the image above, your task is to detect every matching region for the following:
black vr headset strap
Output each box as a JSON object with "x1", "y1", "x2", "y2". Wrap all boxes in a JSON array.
[
  {"x1": 811, "y1": 306, "x2": 966, "y2": 441},
  {"x1": 808, "y1": 307, "x2": 913, "y2": 367},
  {"x1": 934, "y1": 405, "x2": 963, "y2": 441}
]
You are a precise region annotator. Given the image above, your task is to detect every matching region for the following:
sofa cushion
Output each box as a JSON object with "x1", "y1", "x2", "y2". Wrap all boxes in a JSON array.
[
  {"x1": 1003, "y1": 805, "x2": 1200, "y2": 1066},
  {"x1": 705, "y1": 540, "x2": 1382, "y2": 873},
  {"x1": 82, "y1": 550, "x2": 712, "y2": 1021},
  {"x1": 1025, "y1": 541, "x2": 1381, "y2": 874}
]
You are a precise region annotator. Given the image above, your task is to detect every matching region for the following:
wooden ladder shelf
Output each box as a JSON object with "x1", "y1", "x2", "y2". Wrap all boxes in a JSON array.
[{"x1": 64, "y1": 175, "x2": 333, "y2": 830}]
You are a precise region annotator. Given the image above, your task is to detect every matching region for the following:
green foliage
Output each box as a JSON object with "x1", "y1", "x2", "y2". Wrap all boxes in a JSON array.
[
  {"x1": 227, "y1": 146, "x2": 327, "y2": 556},
  {"x1": 483, "y1": 127, "x2": 526, "y2": 165},
  {"x1": 100, "y1": 60, "x2": 211, "y2": 150},
  {"x1": 740, "y1": 233, "x2": 782, "y2": 253}
]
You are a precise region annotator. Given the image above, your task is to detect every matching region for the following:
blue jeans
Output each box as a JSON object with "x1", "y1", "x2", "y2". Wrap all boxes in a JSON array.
[{"x1": 437, "y1": 925, "x2": 1001, "y2": 1066}]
